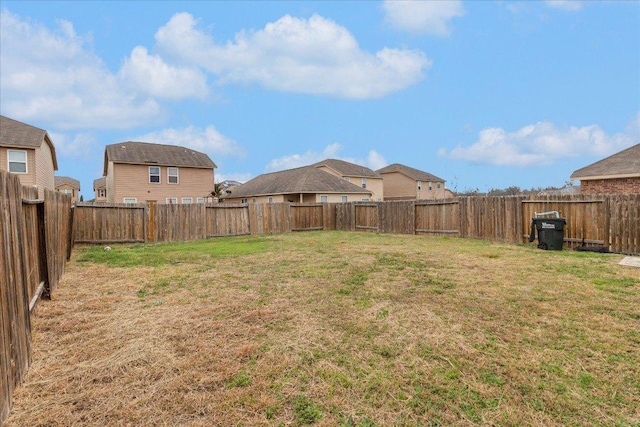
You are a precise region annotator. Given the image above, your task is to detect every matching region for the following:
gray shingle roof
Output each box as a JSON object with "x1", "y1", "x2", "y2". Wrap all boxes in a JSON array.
[
  {"x1": 226, "y1": 166, "x2": 373, "y2": 199},
  {"x1": 570, "y1": 144, "x2": 640, "y2": 179},
  {"x1": 55, "y1": 176, "x2": 80, "y2": 190},
  {"x1": 312, "y1": 159, "x2": 381, "y2": 178},
  {"x1": 104, "y1": 141, "x2": 216, "y2": 175},
  {"x1": 376, "y1": 163, "x2": 445, "y2": 182},
  {"x1": 93, "y1": 177, "x2": 106, "y2": 190},
  {"x1": 0, "y1": 115, "x2": 58, "y2": 170}
]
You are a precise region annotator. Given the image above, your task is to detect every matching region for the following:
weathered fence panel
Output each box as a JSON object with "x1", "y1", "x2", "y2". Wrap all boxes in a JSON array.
[
  {"x1": 335, "y1": 203, "x2": 356, "y2": 231},
  {"x1": 155, "y1": 203, "x2": 206, "y2": 242},
  {"x1": 206, "y1": 204, "x2": 250, "y2": 237},
  {"x1": 415, "y1": 200, "x2": 460, "y2": 236},
  {"x1": 378, "y1": 200, "x2": 415, "y2": 234},
  {"x1": 355, "y1": 203, "x2": 379, "y2": 232},
  {"x1": 74, "y1": 203, "x2": 147, "y2": 243},
  {"x1": 608, "y1": 194, "x2": 639, "y2": 254},
  {"x1": 1, "y1": 170, "x2": 73, "y2": 424},
  {"x1": 291, "y1": 204, "x2": 325, "y2": 231}
]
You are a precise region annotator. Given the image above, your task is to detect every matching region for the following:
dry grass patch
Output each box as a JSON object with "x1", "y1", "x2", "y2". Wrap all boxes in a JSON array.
[{"x1": 6, "y1": 231, "x2": 640, "y2": 426}]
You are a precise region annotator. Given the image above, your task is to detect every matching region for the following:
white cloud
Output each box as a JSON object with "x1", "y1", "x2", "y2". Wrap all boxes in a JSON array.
[
  {"x1": 544, "y1": 1, "x2": 583, "y2": 12},
  {"x1": 382, "y1": 0, "x2": 465, "y2": 36},
  {"x1": 135, "y1": 126, "x2": 246, "y2": 158},
  {"x1": 0, "y1": 9, "x2": 165, "y2": 129},
  {"x1": 118, "y1": 46, "x2": 209, "y2": 100},
  {"x1": 441, "y1": 117, "x2": 639, "y2": 167},
  {"x1": 48, "y1": 132, "x2": 99, "y2": 159},
  {"x1": 265, "y1": 143, "x2": 388, "y2": 173},
  {"x1": 154, "y1": 13, "x2": 431, "y2": 99}
]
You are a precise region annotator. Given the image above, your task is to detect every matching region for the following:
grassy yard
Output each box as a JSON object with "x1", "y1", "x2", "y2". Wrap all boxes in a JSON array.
[{"x1": 6, "y1": 231, "x2": 640, "y2": 426}]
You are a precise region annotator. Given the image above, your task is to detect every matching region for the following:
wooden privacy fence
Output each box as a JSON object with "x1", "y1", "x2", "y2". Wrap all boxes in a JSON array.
[
  {"x1": 74, "y1": 195, "x2": 639, "y2": 254},
  {"x1": 1, "y1": 170, "x2": 73, "y2": 424}
]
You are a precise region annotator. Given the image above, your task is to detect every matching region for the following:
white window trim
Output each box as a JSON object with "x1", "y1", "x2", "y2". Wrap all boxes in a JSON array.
[
  {"x1": 8, "y1": 149, "x2": 28, "y2": 174},
  {"x1": 197, "y1": 197, "x2": 205, "y2": 204},
  {"x1": 320, "y1": 195, "x2": 328, "y2": 203},
  {"x1": 417, "y1": 180, "x2": 422, "y2": 191},
  {"x1": 166, "y1": 197, "x2": 177, "y2": 204},
  {"x1": 241, "y1": 198, "x2": 248, "y2": 203},
  {"x1": 268, "y1": 197, "x2": 274, "y2": 203},
  {"x1": 341, "y1": 195, "x2": 348, "y2": 202},
  {"x1": 98, "y1": 189, "x2": 106, "y2": 197},
  {"x1": 123, "y1": 197, "x2": 137, "y2": 204},
  {"x1": 182, "y1": 197, "x2": 193, "y2": 204},
  {"x1": 149, "y1": 166, "x2": 161, "y2": 184},
  {"x1": 168, "y1": 167, "x2": 179, "y2": 184},
  {"x1": 361, "y1": 178, "x2": 367, "y2": 189}
]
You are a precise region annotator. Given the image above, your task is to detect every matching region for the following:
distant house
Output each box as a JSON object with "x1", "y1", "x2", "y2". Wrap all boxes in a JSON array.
[
  {"x1": 312, "y1": 159, "x2": 383, "y2": 201},
  {"x1": 93, "y1": 176, "x2": 107, "y2": 203},
  {"x1": 103, "y1": 141, "x2": 216, "y2": 204},
  {"x1": 376, "y1": 163, "x2": 450, "y2": 200},
  {"x1": 570, "y1": 144, "x2": 640, "y2": 194},
  {"x1": 0, "y1": 115, "x2": 58, "y2": 198},
  {"x1": 55, "y1": 176, "x2": 80, "y2": 204},
  {"x1": 222, "y1": 165, "x2": 373, "y2": 204}
]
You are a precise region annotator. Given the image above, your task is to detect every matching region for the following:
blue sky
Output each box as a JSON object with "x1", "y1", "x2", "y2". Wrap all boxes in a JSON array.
[{"x1": 1, "y1": 0, "x2": 638, "y2": 198}]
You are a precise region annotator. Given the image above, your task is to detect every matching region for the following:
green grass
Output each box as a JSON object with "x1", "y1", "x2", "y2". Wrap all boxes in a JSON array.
[{"x1": 7, "y1": 231, "x2": 640, "y2": 427}]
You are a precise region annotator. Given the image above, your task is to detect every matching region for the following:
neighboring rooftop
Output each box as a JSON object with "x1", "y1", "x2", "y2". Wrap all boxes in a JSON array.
[
  {"x1": 226, "y1": 166, "x2": 372, "y2": 199},
  {"x1": 312, "y1": 159, "x2": 381, "y2": 178},
  {"x1": 55, "y1": 176, "x2": 80, "y2": 190},
  {"x1": 93, "y1": 177, "x2": 106, "y2": 190},
  {"x1": 570, "y1": 143, "x2": 640, "y2": 180},
  {"x1": 0, "y1": 115, "x2": 58, "y2": 169},
  {"x1": 376, "y1": 163, "x2": 445, "y2": 182},
  {"x1": 104, "y1": 141, "x2": 216, "y2": 175}
]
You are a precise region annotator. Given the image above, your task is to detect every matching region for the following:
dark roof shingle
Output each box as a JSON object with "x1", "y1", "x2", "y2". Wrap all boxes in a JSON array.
[
  {"x1": 376, "y1": 163, "x2": 445, "y2": 182},
  {"x1": 55, "y1": 176, "x2": 80, "y2": 190},
  {"x1": 226, "y1": 166, "x2": 372, "y2": 199},
  {"x1": 312, "y1": 159, "x2": 381, "y2": 178},
  {"x1": 0, "y1": 115, "x2": 58, "y2": 169},
  {"x1": 570, "y1": 144, "x2": 640, "y2": 179},
  {"x1": 104, "y1": 141, "x2": 216, "y2": 175}
]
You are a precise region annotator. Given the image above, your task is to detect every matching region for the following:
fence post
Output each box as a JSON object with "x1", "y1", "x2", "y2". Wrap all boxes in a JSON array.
[{"x1": 147, "y1": 202, "x2": 155, "y2": 243}]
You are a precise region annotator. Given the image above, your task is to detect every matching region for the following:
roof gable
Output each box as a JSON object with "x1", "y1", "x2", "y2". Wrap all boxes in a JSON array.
[
  {"x1": 55, "y1": 176, "x2": 80, "y2": 190},
  {"x1": 312, "y1": 159, "x2": 381, "y2": 178},
  {"x1": 0, "y1": 115, "x2": 59, "y2": 170},
  {"x1": 376, "y1": 163, "x2": 445, "y2": 182},
  {"x1": 570, "y1": 144, "x2": 640, "y2": 179},
  {"x1": 104, "y1": 141, "x2": 216, "y2": 175},
  {"x1": 226, "y1": 166, "x2": 373, "y2": 199}
]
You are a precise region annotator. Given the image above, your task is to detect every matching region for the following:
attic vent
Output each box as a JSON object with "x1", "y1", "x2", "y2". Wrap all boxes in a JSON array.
[{"x1": 120, "y1": 146, "x2": 126, "y2": 149}]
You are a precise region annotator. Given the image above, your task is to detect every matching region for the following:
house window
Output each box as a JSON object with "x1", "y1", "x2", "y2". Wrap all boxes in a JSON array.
[
  {"x1": 361, "y1": 198, "x2": 370, "y2": 202},
  {"x1": 8, "y1": 150, "x2": 27, "y2": 173},
  {"x1": 320, "y1": 195, "x2": 328, "y2": 203},
  {"x1": 168, "y1": 167, "x2": 179, "y2": 184},
  {"x1": 417, "y1": 181, "x2": 422, "y2": 191},
  {"x1": 123, "y1": 197, "x2": 137, "y2": 204},
  {"x1": 428, "y1": 182, "x2": 433, "y2": 191},
  {"x1": 59, "y1": 188, "x2": 73, "y2": 195},
  {"x1": 98, "y1": 189, "x2": 106, "y2": 198},
  {"x1": 182, "y1": 197, "x2": 192, "y2": 204},
  {"x1": 241, "y1": 198, "x2": 247, "y2": 203},
  {"x1": 149, "y1": 166, "x2": 160, "y2": 183},
  {"x1": 341, "y1": 195, "x2": 348, "y2": 202},
  {"x1": 268, "y1": 197, "x2": 274, "y2": 203},
  {"x1": 361, "y1": 178, "x2": 367, "y2": 189},
  {"x1": 197, "y1": 197, "x2": 205, "y2": 204},
  {"x1": 166, "y1": 197, "x2": 177, "y2": 204},
  {"x1": 437, "y1": 182, "x2": 441, "y2": 189},
  {"x1": 344, "y1": 177, "x2": 350, "y2": 182}
]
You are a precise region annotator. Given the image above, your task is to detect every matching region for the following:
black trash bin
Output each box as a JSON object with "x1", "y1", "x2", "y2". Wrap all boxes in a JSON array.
[{"x1": 529, "y1": 216, "x2": 566, "y2": 250}]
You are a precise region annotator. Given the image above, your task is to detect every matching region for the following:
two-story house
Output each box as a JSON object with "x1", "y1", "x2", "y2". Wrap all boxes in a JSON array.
[
  {"x1": 0, "y1": 115, "x2": 58, "y2": 199},
  {"x1": 54, "y1": 176, "x2": 81, "y2": 204},
  {"x1": 312, "y1": 159, "x2": 383, "y2": 201},
  {"x1": 376, "y1": 163, "x2": 450, "y2": 200},
  {"x1": 103, "y1": 141, "x2": 216, "y2": 204},
  {"x1": 93, "y1": 177, "x2": 107, "y2": 203}
]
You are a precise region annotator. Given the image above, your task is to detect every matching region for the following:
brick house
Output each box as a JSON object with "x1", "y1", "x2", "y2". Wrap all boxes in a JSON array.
[{"x1": 570, "y1": 144, "x2": 640, "y2": 194}]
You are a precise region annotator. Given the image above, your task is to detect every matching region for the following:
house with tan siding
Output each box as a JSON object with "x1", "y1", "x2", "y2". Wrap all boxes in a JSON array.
[
  {"x1": 0, "y1": 115, "x2": 58, "y2": 199},
  {"x1": 103, "y1": 141, "x2": 216, "y2": 204},
  {"x1": 223, "y1": 165, "x2": 373, "y2": 204},
  {"x1": 93, "y1": 177, "x2": 107, "y2": 203},
  {"x1": 55, "y1": 176, "x2": 81, "y2": 204},
  {"x1": 376, "y1": 163, "x2": 450, "y2": 200},
  {"x1": 312, "y1": 159, "x2": 384, "y2": 201},
  {"x1": 570, "y1": 144, "x2": 640, "y2": 194}
]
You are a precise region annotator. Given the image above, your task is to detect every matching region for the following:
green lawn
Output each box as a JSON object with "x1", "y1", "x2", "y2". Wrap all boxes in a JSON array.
[{"x1": 7, "y1": 231, "x2": 640, "y2": 426}]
